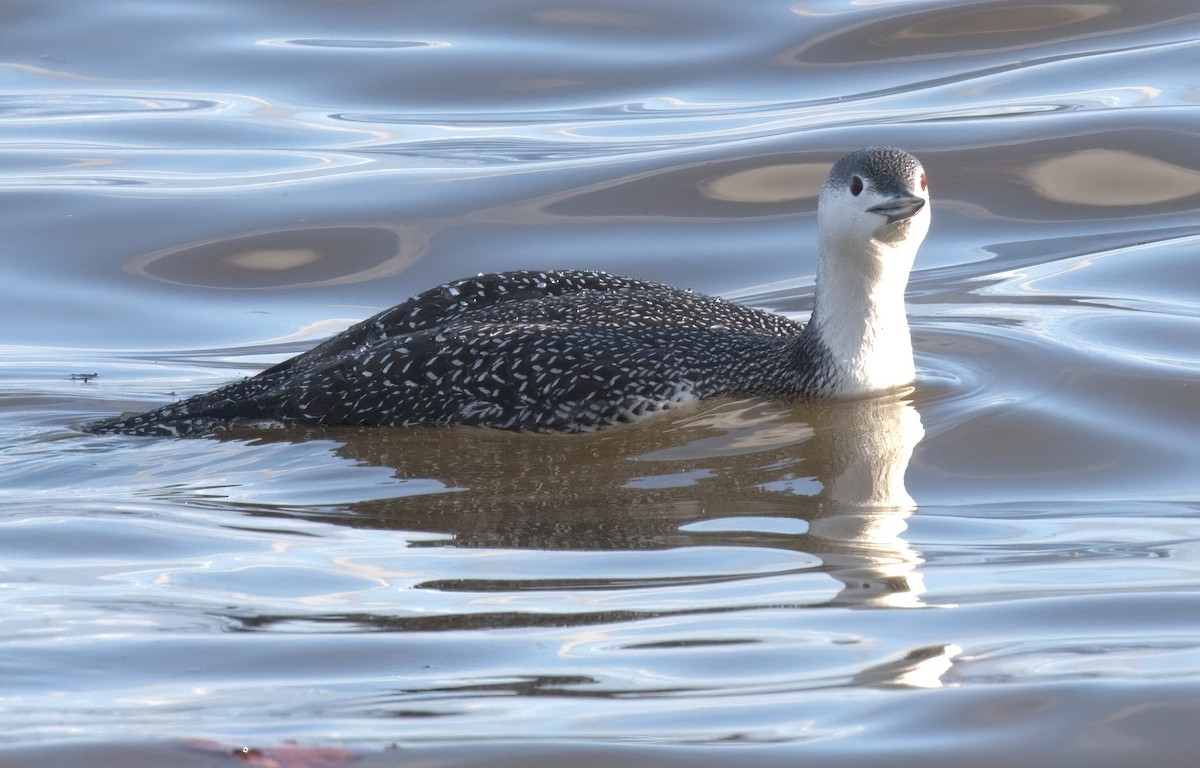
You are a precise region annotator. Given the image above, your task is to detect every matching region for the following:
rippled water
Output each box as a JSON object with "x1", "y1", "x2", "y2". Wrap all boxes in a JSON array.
[{"x1": 3, "y1": 1, "x2": 1200, "y2": 765}]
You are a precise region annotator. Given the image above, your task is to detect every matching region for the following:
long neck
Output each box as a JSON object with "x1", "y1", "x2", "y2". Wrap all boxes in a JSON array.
[{"x1": 809, "y1": 235, "x2": 916, "y2": 396}]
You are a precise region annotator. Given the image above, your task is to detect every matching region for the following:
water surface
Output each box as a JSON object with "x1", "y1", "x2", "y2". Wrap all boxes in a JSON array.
[{"x1": 3, "y1": 1, "x2": 1200, "y2": 765}]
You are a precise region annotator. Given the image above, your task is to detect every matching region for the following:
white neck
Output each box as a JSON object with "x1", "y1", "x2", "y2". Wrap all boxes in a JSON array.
[{"x1": 811, "y1": 228, "x2": 918, "y2": 396}]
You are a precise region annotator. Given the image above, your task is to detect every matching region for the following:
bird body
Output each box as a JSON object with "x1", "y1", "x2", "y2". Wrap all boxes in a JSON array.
[{"x1": 87, "y1": 147, "x2": 930, "y2": 436}]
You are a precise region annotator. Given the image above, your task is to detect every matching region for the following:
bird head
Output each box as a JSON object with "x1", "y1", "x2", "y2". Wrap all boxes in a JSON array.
[{"x1": 817, "y1": 147, "x2": 930, "y2": 269}]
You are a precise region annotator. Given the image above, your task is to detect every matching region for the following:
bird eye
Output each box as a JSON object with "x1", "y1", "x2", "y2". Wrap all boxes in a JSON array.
[
  {"x1": 920, "y1": 172, "x2": 927, "y2": 192},
  {"x1": 850, "y1": 176, "x2": 863, "y2": 196}
]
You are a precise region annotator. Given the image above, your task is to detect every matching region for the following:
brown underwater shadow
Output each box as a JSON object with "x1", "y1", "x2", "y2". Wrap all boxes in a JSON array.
[{"x1": 225, "y1": 390, "x2": 927, "y2": 610}]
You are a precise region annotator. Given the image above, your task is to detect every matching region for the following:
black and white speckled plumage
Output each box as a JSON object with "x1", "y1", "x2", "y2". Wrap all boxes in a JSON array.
[
  {"x1": 87, "y1": 146, "x2": 930, "y2": 437},
  {"x1": 87, "y1": 269, "x2": 836, "y2": 435}
]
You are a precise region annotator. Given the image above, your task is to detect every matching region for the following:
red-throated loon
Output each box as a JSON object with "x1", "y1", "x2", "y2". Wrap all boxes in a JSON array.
[{"x1": 86, "y1": 147, "x2": 930, "y2": 436}]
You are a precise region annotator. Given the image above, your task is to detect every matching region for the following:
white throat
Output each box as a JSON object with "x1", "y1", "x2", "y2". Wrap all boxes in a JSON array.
[{"x1": 811, "y1": 194, "x2": 926, "y2": 396}]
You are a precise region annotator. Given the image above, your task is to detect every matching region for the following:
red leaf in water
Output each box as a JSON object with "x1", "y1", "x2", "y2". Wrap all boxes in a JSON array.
[{"x1": 180, "y1": 739, "x2": 360, "y2": 768}]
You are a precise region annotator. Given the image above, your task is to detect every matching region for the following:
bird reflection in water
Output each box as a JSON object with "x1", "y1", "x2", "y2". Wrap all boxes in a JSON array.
[{"x1": 224, "y1": 389, "x2": 929, "y2": 612}]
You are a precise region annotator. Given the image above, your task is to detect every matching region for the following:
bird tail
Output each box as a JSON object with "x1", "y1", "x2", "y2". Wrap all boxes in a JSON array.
[{"x1": 83, "y1": 378, "x2": 283, "y2": 436}]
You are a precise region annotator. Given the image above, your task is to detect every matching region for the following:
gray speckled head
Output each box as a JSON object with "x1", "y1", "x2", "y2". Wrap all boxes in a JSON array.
[{"x1": 823, "y1": 147, "x2": 923, "y2": 197}]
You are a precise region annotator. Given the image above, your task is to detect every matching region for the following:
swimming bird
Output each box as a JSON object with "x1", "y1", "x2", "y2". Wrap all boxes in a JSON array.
[{"x1": 86, "y1": 147, "x2": 930, "y2": 436}]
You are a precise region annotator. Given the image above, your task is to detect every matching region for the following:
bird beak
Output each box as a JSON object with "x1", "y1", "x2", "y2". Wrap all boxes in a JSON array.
[{"x1": 868, "y1": 195, "x2": 925, "y2": 224}]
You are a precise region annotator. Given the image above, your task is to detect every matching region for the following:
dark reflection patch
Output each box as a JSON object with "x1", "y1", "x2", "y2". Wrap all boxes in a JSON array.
[{"x1": 126, "y1": 226, "x2": 413, "y2": 290}]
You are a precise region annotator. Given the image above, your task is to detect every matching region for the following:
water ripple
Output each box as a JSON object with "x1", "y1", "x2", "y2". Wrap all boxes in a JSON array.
[
  {"x1": 0, "y1": 93, "x2": 219, "y2": 121},
  {"x1": 259, "y1": 38, "x2": 449, "y2": 50},
  {"x1": 5, "y1": 0, "x2": 1200, "y2": 758}
]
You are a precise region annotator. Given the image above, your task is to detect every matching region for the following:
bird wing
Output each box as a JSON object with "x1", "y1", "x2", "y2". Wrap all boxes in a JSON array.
[{"x1": 258, "y1": 269, "x2": 660, "y2": 378}]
